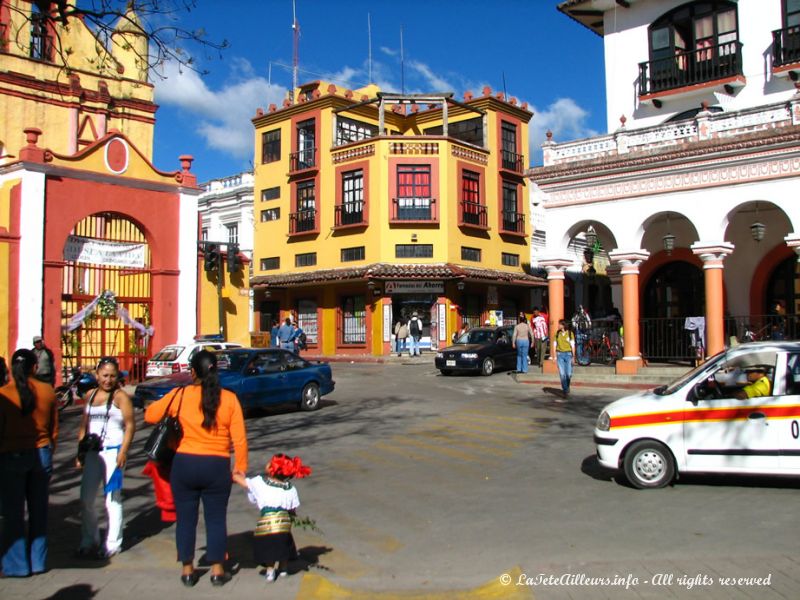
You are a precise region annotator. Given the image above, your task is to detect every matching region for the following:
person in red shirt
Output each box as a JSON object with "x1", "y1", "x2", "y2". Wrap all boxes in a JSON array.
[{"x1": 144, "y1": 350, "x2": 248, "y2": 587}]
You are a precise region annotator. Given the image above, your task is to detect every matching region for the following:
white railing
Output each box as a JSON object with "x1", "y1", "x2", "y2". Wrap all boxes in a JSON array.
[
  {"x1": 201, "y1": 172, "x2": 254, "y2": 192},
  {"x1": 542, "y1": 102, "x2": 797, "y2": 167}
]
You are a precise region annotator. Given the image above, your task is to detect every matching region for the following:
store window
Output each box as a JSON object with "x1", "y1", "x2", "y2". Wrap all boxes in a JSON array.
[
  {"x1": 297, "y1": 299, "x2": 318, "y2": 345},
  {"x1": 341, "y1": 295, "x2": 366, "y2": 344}
]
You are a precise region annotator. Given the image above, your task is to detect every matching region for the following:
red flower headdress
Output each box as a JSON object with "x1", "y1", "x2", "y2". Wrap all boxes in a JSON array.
[{"x1": 267, "y1": 453, "x2": 312, "y2": 479}]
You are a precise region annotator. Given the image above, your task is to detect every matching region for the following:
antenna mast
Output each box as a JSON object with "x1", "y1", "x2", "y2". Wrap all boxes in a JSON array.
[
  {"x1": 368, "y1": 13, "x2": 373, "y2": 83},
  {"x1": 292, "y1": 0, "x2": 299, "y2": 101},
  {"x1": 400, "y1": 25, "x2": 405, "y2": 94}
]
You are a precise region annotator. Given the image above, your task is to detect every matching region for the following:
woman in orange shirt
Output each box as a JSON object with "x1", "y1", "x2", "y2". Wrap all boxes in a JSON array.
[
  {"x1": 0, "y1": 349, "x2": 58, "y2": 577},
  {"x1": 144, "y1": 350, "x2": 247, "y2": 588}
]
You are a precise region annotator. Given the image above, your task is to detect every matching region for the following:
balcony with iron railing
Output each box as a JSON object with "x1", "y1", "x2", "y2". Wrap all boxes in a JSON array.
[
  {"x1": 501, "y1": 149, "x2": 525, "y2": 173},
  {"x1": 390, "y1": 197, "x2": 438, "y2": 223},
  {"x1": 459, "y1": 200, "x2": 488, "y2": 229},
  {"x1": 638, "y1": 40, "x2": 743, "y2": 97},
  {"x1": 288, "y1": 208, "x2": 317, "y2": 235},
  {"x1": 500, "y1": 210, "x2": 525, "y2": 235},
  {"x1": 289, "y1": 147, "x2": 317, "y2": 172},
  {"x1": 334, "y1": 201, "x2": 366, "y2": 228},
  {"x1": 772, "y1": 26, "x2": 800, "y2": 69}
]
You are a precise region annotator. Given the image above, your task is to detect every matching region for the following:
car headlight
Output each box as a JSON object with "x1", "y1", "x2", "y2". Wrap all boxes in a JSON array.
[
  {"x1": 435, "y1": 352, "x2": 444, "y2": 358},
  {"x1": 596, "y1": 411, "x2": 611, "y2": 431},
  {"x1": 461, "y1": 353, "x2": 478, "y2": 359}
]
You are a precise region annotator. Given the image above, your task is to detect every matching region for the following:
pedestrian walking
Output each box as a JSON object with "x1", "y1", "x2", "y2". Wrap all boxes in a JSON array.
[
  {"x1": 232, "y1": 453, "x2": 312, "y2": 583},
  {"x1": 76, "y1": 357, "x2": 135, "y2": 559},
  {"x1": 572, "y1": 305, "x2": 592, "y2": 366},
  {"x1": 554, "y1": 320, "x2": 576, "y2": 399},
  {"x1": 143, "y1": 350, "x2": 248, "y2": 588},
  {"x1": 270, "y1": 320, "x2": 280, "y2": 348},
  {"x1": 531, "y1": 307, "x2": 549, "y2": 368},
  {"x1": 408, "y1": 313, "x2": 423, "y2": 357},
  {"x1": 0, "y1": 349, "x2": 58, "y2": 577},
  {"x1": 277, "y1": 317, "x2": 294, "y2": 352},
  {"x1": 512, "y1": 315, "x2": 533, "y2": 374},
  {"x1": 291, "y1": 322, "x2": 306, "y2": 353},
  {"x1": 395, "y1": 319, "x2": 409, "y2": 356},
  {"x1": 31, "y1": 336, "x2": 55, "y2": 386}
]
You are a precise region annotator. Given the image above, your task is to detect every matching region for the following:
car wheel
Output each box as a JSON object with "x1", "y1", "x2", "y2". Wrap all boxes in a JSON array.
[
  {"x1": 440, "y1": 369, "x2": 453, "y2": 376},
  {"x1": 480, "y1": 357, "x2": 494, "y2": 376},
  {"x1": 300, "y1": 383, "x2": 320, "y2": 411},
  {"x1": 55, "y1": 387, "x2": 73, "y2": 411},
  {"x1": 623, "y1": 440, "x2": 675, "y2": 489}
]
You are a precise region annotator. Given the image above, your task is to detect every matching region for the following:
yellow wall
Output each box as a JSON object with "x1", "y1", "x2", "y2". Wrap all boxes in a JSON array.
[
  {"x1": 0, "y1": 0, "x2": 154, "y2": 161},
  {"x1": 198, "y1": 257, "x2": 251, "y2": 347},
  {"x1": 0, "y1": 179, "x2": 18, "y2": 358}
]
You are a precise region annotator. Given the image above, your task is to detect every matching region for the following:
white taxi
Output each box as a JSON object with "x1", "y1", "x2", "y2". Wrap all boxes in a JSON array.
[
  {"x1": 146, "y1": 340, "x2": 242, "y2": 378},
  {"x1": 594, "y1": 341, "x2": 800, "y2": 489}
]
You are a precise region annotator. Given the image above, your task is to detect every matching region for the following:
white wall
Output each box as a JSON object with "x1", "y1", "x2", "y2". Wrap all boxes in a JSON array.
[{"x1": 603, "y1": 0, "x2": 792, "y2": 131}]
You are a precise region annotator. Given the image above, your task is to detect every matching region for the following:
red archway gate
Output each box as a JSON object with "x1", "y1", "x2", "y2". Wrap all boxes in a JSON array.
[{"x1": 61, "y1": 212, "x2": 152, "y2": 381}]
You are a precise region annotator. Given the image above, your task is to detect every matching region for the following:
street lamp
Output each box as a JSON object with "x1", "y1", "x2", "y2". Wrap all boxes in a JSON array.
[
  {"x1": 663, "y1": 214, "x2": 675, "y2": 254},
  {"x1": 584, "y1": 225, "x2": 597, "y2": 248},
  {"x1": 750, "y1": 201, "x2": 766, "y2": 242}
]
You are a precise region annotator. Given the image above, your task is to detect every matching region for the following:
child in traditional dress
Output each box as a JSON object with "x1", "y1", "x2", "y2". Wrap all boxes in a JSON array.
[{"x1": 232, "y1": 453, "x2": 312, "y2": 582}]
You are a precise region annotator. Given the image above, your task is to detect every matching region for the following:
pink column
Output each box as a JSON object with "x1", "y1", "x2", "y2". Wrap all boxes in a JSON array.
[
  {"x1": 539, "y1": 259, "x2": 572, "y2": 375},
  {"x1": 609, "y1": 251, "x2": 649, "y2": 375},
  {"x1": 692, "y1": 243, "x2": 734, "y2": 357}
]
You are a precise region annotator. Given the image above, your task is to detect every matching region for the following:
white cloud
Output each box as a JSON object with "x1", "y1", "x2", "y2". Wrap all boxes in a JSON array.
[
  {"x1": 154, "y1": 59, "x2": 287, "y2": 159},
  {"x1": 407, "y1": 60, "x2": 453, "y2": 92},
  {"x1": 528, "y1": 98, "x2": 600, "y2": 166}
]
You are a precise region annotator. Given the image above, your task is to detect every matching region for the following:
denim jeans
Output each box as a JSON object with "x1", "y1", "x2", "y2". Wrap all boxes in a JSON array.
[
  {"x1": 576, "y1": 332, "x2": 589, "y2": 365},
  {"x1": 170, "y1": 453, "x2": 232, "y2": 564},
  {"x1": 408, "y1": 336, "x2": 420, "y2": 356},
  {"x1": 515, "y1": 339, "x2": 530, "y2": 373},
  {"x1": 557, "y1": 351, "x2": 574, "y2": 393},
  {"x1": 0, "y1": 446, "x2": 52, "y2": 576}
]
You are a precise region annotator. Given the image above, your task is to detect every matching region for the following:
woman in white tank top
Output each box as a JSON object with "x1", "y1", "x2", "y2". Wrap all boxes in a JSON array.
[{"x1": 76, "y1": 357, "x2": 135, "y2": 558}]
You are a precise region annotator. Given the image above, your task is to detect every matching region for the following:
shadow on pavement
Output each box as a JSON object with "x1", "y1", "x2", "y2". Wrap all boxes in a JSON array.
[
  {"x1": 42, "y1": 584, "x2": 97, "y2": 600},
  {"x1": 580, "y1": 454, "x2": 617, "y2": 483}
]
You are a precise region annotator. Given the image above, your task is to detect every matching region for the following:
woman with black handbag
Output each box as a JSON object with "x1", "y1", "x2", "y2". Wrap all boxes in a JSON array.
[
  {"x1": 144, "y1": 350, "x2": 248, "y2": 588},
  {"x1": 76, "y1": 356, "x2": 135, "y2": 559},
  {"x1": 0, "y1": 349, "x2": 58, "y2": 577}
]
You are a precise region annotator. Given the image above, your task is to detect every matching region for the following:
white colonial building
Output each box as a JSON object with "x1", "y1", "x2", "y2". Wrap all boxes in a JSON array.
[
  {"x1": 198, "y1": 171, "x2": 255, "y2": 329},
  {"x1": 531, "y1": 0, "x2": 800, "y2": 373}
]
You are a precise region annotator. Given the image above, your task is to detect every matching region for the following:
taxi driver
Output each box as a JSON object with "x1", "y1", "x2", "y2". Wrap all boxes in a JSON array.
[{"x1": 734, "y1": 365, "x2": 771, "y2": 399}]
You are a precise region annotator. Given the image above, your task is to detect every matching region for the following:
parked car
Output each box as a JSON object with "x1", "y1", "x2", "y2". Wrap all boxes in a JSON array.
[
  {"x1": 594, "y1": 341, "x2": 800, "y2": 489},
  {"x1": 134, "y1": 348, "x2": 335, "y2": 412},
  {"x1": 145, "y1": 340, "x2": 243, "y2": 378},
  {"x1": 434, "y1": 326, "x2": 516, "y2": 376}
]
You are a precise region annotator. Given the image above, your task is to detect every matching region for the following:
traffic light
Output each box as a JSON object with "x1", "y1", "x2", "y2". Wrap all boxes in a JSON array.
[
  {"x1": 204, "y1": 244, "x2": 220, "y2": 272},
  {"x1": 227, "y1": 244, "x2": 242, "y2": 274}
]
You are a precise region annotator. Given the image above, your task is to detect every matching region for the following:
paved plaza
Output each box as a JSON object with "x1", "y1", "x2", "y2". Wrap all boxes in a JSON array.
[{"x1": 2, "y1": 361, "x2": 798, "y2": 599}]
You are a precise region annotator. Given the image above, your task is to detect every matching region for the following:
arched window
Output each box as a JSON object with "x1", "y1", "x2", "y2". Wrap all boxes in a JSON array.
[{"x1": 643, "y1": 1, "x2": 740, "y2": 94}]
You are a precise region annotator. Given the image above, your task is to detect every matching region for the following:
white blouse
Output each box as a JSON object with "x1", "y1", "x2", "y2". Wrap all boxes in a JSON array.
[{"x1": 245, "y1": 476, "x2": 300, "y2": 511}]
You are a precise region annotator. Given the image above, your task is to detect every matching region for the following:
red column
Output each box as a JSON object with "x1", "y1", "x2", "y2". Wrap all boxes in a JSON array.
[
  {"x1": 609, "y1": 251, "x2": 649, "y2": 375},
  {"x1": 540, "y1": 261, "x2": 570, "y2": 375},
  {"x1": 693, "y1": 244, "x2": 733, "y2": 357}
]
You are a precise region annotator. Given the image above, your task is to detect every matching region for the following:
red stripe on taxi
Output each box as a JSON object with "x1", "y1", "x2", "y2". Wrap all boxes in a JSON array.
[{"x1": 610, "y1": 405, "x2": 800, "y2": 429}]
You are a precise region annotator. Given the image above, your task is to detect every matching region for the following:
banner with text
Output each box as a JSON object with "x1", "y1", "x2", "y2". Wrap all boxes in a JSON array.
[
  {"x1": 64, "y1": 235, "x2": 146, "y2": 268},
  {"x1": 384, "y1": 280, "x2": 444, "y2": 294}
]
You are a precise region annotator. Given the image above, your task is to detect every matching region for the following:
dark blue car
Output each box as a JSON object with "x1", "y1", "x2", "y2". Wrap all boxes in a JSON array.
[{"x1": 133, "y1": 348, "x2": 335, "y2": 412}]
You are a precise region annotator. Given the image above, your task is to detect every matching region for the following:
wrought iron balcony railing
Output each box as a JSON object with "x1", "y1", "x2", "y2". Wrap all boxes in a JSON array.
[
  {"x1": 772, "y1": 26, "x2": 800, "y2": 67},
  {"x1": 289, "y1": 208, "x2": 317, "y2": 234},
  {"x1": 501, "y1": 210, "x2": 525, "y2": 234},
  {"x1": 460, "y1": 200, "x2": 488, "y2": 228},
  {"x1": 639, "y1": 40, "x2": 743, "y2": 96},
  {"x1": 391, "y1": 197, "x2": 437, "y2": 222},
  {"x1": 289, "y1": 147, "x2": 316, "y2": 172},
  {"x1": 501, "y1": 149, "x2": 524, "y2": 173},
  {"x1": 334, "y1": 202, "x2": 366, "y2": 227}
]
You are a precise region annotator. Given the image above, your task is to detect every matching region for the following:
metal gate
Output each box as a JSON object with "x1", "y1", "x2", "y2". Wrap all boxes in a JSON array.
[{"x1": 60, "y1": 213, "x2": 152, "y2": 382}]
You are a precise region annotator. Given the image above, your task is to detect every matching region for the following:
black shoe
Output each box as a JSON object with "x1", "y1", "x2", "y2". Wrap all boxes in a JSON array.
[
  {"x1": 181, "y1": 573, "x2": 198, "y2": 587},
  {"x1": 210, "y1": 573, "x2": 231, "y2": 586}
]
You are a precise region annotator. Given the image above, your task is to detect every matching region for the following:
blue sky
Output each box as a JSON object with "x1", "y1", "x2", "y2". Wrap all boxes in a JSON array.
[{"x1": 149, "y1": 0, "x2": 607, "y2": 183}]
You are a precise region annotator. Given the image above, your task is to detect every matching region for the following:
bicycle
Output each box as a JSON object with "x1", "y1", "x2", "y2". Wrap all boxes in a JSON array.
[{"x1": 579, "y1": 331, "x2": 620, "y2": 365}]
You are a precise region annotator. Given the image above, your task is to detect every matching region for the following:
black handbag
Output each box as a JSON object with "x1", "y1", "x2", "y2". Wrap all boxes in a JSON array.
[{"x1": 143, "y1": 388, "x2": 185, "y2": 464}]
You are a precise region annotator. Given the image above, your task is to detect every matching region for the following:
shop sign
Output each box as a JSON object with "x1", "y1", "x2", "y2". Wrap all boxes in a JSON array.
[
  {"x1": 383, "y1": 304, "x2": 392, "y2": 342},
  {"x1": 64, "y1": 235, "x2": 146, "y2": 268},
  {"x1": 438, "y1": 304, "x2": 446, "y2": 341},
  {"x1": 385, "y1": 280, "x2": 444, "y2": 294}
]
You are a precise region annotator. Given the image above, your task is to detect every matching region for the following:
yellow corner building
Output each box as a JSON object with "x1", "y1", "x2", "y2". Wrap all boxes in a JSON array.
[{"x1": 250, "y1": 81, "x2": 544, "y2": 357}]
